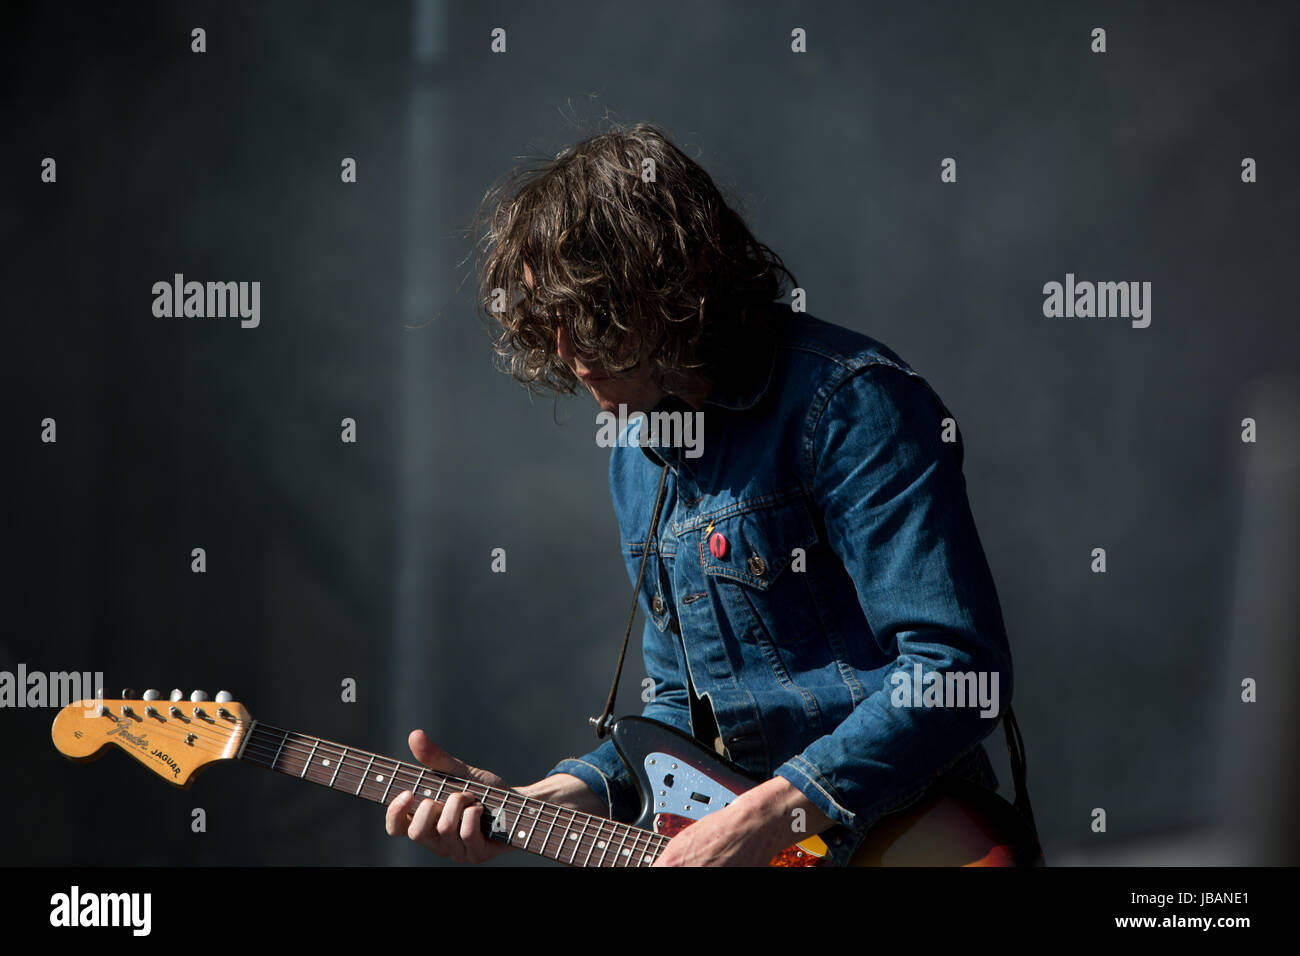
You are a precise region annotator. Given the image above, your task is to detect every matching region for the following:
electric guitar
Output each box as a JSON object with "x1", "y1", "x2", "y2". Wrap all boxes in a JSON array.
[{"x1": 52, "y1": 691, "x2": 1042, "y2": 866}]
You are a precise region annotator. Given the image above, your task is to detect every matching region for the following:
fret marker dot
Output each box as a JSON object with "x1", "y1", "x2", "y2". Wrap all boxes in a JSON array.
[
  {"x1": 375, "y1": 775, "x2": 383, "y2": 782},
  {"x1": 644, "y1": 855, "x2": 652, "y2": 863},
  {"x1": 597, "y1": 841, "x2": 606, "y2": 849},
  {"x1": 517, "y1": 830, "x2": 526, "y2": 839},
  {"x1": 621, "y1": 848, "x2": 631, "y2": 856},
  {"x1": 424, "y1": 789, "x2": 431, "y2": 796},
  {"x1": 569, "y1": 834, "x2": 578, "y2": 841},
  {"x1": 322, "y1": 759, "x2": 330, "y2": 767}
]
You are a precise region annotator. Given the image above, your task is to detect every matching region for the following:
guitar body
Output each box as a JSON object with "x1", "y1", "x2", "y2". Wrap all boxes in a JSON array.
[{"x1": 612, "y1": 716, "x2": 1043, "y2": 867}]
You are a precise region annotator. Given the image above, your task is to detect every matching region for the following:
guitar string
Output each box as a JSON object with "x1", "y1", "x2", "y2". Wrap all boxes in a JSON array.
[
  {"x1": 89, "y1": 709, "x2": 669, "y2": 865},
  {"x1": 238, "y1": 734, "x2": 667, "y2": 867},
  {"x1": 239, "y1": 729, "x2": 669, "y2": 865}
]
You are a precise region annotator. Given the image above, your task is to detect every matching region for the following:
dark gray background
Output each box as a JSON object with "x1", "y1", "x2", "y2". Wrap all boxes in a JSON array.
[{"x1": 3, "y1": 0, "x2": 1298, "y2": 866}]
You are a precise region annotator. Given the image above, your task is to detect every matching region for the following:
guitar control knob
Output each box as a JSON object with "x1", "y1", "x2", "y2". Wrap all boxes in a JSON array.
[
  {"x1": 143, "y1": 689, "x2": 161, "y2": 701},
  {"x1": 169, "y1": 689, "x2": 184, "y2": 702},
  {"x1": 121, "y1": 688, "x2": 135, "y2": 699},
  {"x1": 215, "y1": 690, "x2": 233, "y2": 703},
  {"x1": 190, "y1": 690, "x2": 208, "y2": 702}
]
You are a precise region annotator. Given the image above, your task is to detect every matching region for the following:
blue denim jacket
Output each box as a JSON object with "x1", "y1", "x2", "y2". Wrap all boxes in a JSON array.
[{"x1": 547, "y1": 307, "x2": 1012, "y2": 866}]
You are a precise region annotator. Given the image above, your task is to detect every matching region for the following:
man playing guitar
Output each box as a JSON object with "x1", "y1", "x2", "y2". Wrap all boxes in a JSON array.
[{"x1": 383, "y1": 123, "x2": 1022, "y2": 867}]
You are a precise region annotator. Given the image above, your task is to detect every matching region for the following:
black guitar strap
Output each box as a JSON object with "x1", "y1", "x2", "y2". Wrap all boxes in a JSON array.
[
  {"x1": 1002, "y1": 705, "x2": 1041, "y2": 849},
  {"x1": 589, "y1": 462, "x2": 671, "y2": 739}
]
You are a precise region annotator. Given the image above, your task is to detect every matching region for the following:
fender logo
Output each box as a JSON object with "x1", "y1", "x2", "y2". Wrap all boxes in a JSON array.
[{"x1": 106, "y1": 723, "x2": 149, "y2": 750}]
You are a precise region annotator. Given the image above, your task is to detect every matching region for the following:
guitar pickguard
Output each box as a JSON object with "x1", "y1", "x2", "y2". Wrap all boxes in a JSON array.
[{"x1": 642, "y1": 751, "x2": 738, "y2": 820}]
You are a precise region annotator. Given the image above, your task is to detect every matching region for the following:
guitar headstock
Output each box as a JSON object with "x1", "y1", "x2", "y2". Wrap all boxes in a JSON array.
[{"x1": 51, "y1": 689, "x2": 253, "y2": 789}]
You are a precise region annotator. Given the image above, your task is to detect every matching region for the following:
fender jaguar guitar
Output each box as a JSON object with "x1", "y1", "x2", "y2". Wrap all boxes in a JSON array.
[{"x1": 52, "y1": 691, "x2": 1042, "y2": 866}]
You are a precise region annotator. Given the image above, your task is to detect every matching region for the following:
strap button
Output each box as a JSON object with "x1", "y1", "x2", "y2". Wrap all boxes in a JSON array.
[{"x1": 747, "y1": 554, "x2": 767, "y2": 576}]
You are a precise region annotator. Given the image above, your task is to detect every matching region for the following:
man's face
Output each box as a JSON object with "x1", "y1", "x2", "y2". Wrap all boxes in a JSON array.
[
  {"x1": 522, "y1": 263, "x2": 663, "y2": 414},
  {"x1": 555, "y1": 323, "x2": 662, "y2": 414}
]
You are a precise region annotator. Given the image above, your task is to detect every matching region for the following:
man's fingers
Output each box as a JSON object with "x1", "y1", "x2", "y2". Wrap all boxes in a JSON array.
[
  {"x1": 385, "y1": 790, "x2": 415, "y2": 836},
  {"x1": 407, "y1": 729, "x2": 465, "y2": 774},
  {"x1": 407, "y1": 792, "x2": 447, "y2": 853},
  {"x1": 434, "y1": 792, "x2": 477, "y2": 862},
  {"x1": 461, "y1": 802, "x2": 492, "y2": 863}
]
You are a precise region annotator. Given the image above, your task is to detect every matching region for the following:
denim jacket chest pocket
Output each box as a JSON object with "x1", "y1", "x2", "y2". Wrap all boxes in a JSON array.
[{"x1": 692, "y1": 496, "x2": 824, "y2": 654}]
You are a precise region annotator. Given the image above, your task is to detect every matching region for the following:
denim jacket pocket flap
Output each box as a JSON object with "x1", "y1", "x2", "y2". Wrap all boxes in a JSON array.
[{"x1": 699, "y1": 500, "x2": 820, "y2": 590}]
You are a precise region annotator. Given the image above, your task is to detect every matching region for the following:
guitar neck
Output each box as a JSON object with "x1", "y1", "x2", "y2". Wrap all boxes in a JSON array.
[{"x1": 238, "y1": 722, "x2": 667, "y2": 867}]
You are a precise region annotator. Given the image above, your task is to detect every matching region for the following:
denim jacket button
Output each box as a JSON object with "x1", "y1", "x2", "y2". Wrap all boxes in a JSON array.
[
  {"x1": 747, "y1": 554, "x2": 767, "y2": 576},
  {"x1": 651, "y1": 595, "x2": 665, "y2": 615}
]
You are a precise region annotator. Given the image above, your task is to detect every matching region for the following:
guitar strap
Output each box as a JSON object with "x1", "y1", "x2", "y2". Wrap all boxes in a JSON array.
[
  {"x1": 589, "y1": 457, "x2": 1042, "y2": 855},
  {"x1": 1002, "y1": 705, "x2": 1041, "y2": 849},
  {"x1": 589, "y1": 461, "x2": 671, "y2": 739}
]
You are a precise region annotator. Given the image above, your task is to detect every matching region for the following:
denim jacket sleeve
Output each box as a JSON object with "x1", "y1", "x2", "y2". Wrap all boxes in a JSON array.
[
  {"x1": 774, "y1": 363, "x2": 1014, "y2": 834},
  {"x1": 544, "y1": 617, "x2": 695, "y2": 822}
]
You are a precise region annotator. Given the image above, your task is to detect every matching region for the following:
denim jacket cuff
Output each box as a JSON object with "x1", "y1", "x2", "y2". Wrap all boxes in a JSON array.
[
  {"x1": 546, "y1": 757, "x2": 638, "y2": 822},
  {"x1": 775, "y1": 756, "x2": 859, "y2": 832}
]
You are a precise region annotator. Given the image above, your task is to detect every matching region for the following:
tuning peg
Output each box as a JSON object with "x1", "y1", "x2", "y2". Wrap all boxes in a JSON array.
[
  {"x1": 215, "y1": 690, "x2": 232, "y2": 703},
  {"x1": 121, "y1": 688, "x2": 135, "y2": 699},
  {"x1": 190, "y1": 690, "x2": 208, "y2": 702},
  {"x1": 142, "y1": 689, "x2": 161, "y2": 701},
  {"x1": 169, "y1": 689, "x2": 184, "y2": 702}
]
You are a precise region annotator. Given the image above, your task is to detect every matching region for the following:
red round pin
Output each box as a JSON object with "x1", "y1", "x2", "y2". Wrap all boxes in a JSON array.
[{"x1": 709, "y1": 532, "x2": 728, "y2": 559}]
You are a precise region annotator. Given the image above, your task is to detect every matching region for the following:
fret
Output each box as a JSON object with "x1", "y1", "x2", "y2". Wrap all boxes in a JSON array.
[
  {"x1": 617, "y1": 821, "x2": 633, "y2": 867},
  {"x1": 521, "y1": 796, "x2": 542, "y2": 853},
  {"x1": 595, "y1": 819, "x2": 612, "y2": 867},
  {"x1": 628, "y1": 826, "x2": 647, "y2": 867},
  {"x1": 580, "y1": 812, "x2": 599, "y2": 866},
  {"x1": 269, "y1": 729, "x2": 288, "y2": 771},
  {"x1": 634, "y1": 828, "x2": 652, "y2": 867},
  {"x1": 357, "y1": 753, "x2": 376, "y2": 796},
  {"x1": 637, "y1": 828, "x2": 659, "y2": 867},
  {"x1": 499, "y1": 799, "x2": 518, "y2": 848},
  {"x1": 412, "y1": 768, "x2": 429, "y2": 803},
  {"x1": 328, "y1": 746, "x2": 347, "y2": 788},
  {"x1": 540, "y1": 800, "x2": 560, "y2": 861},
  {"x1": 559, "y1": 811, "x2": 578, "y2": 865},
  {"x1": 380, "y1": 759, "x2": 399, "y2": 804},
  {"x1": 300, "y1": 737, "x2": 320, "y2": 779}
]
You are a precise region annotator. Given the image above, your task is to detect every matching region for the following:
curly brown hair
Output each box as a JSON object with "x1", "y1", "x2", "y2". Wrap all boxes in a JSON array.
[{"x1": 471, "y1": 122, "x2": 797, "y2": 398}]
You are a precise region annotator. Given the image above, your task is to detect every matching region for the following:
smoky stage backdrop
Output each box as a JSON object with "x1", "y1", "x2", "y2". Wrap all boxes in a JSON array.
[{"x1": 3, "y1": 0, "x2": 1299, "y2": 867}]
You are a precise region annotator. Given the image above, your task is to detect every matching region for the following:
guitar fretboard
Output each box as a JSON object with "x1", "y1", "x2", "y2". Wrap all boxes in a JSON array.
[{"x1": 239, "y1": 723, "x2": 668, "y2": 867}]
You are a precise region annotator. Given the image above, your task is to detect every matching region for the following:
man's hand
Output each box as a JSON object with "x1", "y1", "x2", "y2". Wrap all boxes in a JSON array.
[
  {"x1": 384, "y1": 729, "x2": 514, "y2": 863},
  {"x1": 652, "y1": 776, "x2": 835, "y2": 867},
  {"x1": 384, "y1": 730, "x2": 612, "y2": 864}
]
